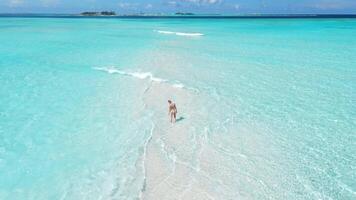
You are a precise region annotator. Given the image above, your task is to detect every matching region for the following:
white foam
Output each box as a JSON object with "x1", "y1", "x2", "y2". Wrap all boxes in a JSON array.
[
  {"x1": 151, "y1": 77, "x2": 167, "y2": 83},
  {"x1": 93, "y1": 67, "x2": 124, "y2": 75},
  {"x1": 156, "y1": 30, "x2": 204, "y2": 37},
  {"x1": 175, "y1": 32, "x2": 204, "y2": 36},
  {"x1": 93, "y1": 67, "x2": 167, "y2": 83},
  {"x1": 93, "y1": 67, "x2": 200, "y2": 92},
  {"x1": 172, "y1": 83, "x2": 185, "y2": 89},
  {"x1": 130, "y1": 72, "x2": 153, "y2": 79},
  {"x1": 157, "y1": 30, "x2": 175, "y2": 35}
]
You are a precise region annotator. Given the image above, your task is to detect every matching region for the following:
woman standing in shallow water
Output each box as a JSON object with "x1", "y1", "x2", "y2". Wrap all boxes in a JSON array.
[{"x1": 168, "y1": 100, "x2": 177, "y2": 123}]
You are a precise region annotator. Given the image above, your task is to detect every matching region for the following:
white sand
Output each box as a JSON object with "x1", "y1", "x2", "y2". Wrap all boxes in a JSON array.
[
  {"x1": 139, "y1": 82, "x2": 231, "y2": 199},
  {"x1": 136, "y1": 78, "x2": 288, "y2": 200}
]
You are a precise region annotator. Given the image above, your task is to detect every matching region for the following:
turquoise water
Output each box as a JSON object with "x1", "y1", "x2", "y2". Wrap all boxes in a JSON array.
[{"x1": 0, "y1": 17, "x2": 355, "y2": 199}]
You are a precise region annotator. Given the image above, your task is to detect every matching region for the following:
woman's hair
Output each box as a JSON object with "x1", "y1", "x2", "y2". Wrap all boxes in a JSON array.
[{"x1": 168, "y1": 100, "x2": 172, "y2": 103}]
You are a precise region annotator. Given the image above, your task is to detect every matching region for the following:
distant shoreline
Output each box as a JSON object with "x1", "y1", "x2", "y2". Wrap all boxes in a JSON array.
[{"x1": 1, "y1": 13, "x2": 356, "y2": 19}]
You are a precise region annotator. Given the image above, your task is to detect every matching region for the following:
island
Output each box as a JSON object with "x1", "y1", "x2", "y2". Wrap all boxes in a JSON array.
[
  {"x1": 175, "y1": 12, "x2": 194, "y2": 16},
  {"x1": 81, "y1": 11, "x2": 116, "y2": 16}
]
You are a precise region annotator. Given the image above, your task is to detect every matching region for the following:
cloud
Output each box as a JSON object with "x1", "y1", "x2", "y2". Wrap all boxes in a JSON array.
[
  {"x1": 168, "y1": 1, "x2": 177, "y2": 6},
  {"x1": 145, "y1": 4, "x2": 153, "y2": 9},
  {"x1": 40, "y1": 0, "x2": 59, "y2": 7},
  {"x1": 167, "y1": 1, "x2": 181, "y2": 7},
  {"x1": 118, "y1": 2, "x2": 139, "y2": 9},
  {"x1": 234, "y1": 4, "x2": 240, "y2": 10},
  {"x1": 180, "y1": 0, "x2": 223, "y2": 5},
  {"x1": 7, "y1": 0, "x2": 59, "y2": 8},
  {"x1": 7, "y1": 0, "x2": 24, "y2": 7},
  {"x1": 309, "y1": 0, "x2": 356, "y2": 10}
]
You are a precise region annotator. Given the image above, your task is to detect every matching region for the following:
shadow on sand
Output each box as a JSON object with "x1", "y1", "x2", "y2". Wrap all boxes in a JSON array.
[{"x1": 176, "y1": 116, "x2": 185, "y2": 122}]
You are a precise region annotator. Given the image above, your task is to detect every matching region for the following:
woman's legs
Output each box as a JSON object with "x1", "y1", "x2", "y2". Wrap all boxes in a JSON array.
[{"x1": 170, "y1": 112, "x2": 177, "y2": 123}]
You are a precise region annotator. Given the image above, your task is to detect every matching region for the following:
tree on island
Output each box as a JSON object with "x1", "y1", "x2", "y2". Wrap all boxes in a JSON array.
[
  {"x1": 100, "y1": 11, "x2": 116, "y2": 16},
  {"x1": 175, "y1": 12, "x2": 194, "y2": 15},
  {"x1": 81, "y1": 11, "x2": 116, "y2": 16},
  {"x1": 81, "y1": 11, "x2": 99, "y2": 16}
]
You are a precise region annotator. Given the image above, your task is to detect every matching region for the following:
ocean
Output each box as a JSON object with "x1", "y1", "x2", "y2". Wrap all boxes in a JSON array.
[{"x1": 0, "y1": 16, "x2": 355, "y2": 199}]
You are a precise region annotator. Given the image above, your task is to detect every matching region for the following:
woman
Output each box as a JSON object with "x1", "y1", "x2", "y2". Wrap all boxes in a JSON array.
[{"x1": 168, "y1": 100, "x2": 177, "y2": 123}]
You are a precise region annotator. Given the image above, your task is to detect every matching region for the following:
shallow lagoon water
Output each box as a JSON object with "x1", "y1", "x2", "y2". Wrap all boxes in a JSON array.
[{"x1": 0, "y1": 17, "x2": 355, "y2": 199}]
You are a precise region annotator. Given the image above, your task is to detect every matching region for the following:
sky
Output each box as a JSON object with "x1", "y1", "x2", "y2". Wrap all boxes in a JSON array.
[{"x1": 0, "y1": 0, "x2": 356, "y2": 14}]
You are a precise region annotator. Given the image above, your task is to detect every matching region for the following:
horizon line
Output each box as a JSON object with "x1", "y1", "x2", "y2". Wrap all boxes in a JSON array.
[
  {"x1": 1, "y1": 12, "x2": 356, "y2": 15},
  {"x1": 1, "y1": 13, "x2": 356, "y2": 19}
]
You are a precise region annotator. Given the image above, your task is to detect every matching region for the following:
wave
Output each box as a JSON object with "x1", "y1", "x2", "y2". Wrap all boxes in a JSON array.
[
  {"x1": 93, "y1": 67, "x2": 167, "y2": 83},
  {"x1": 172, "y1": 83, "x2": 185, "y2": 89},
  {"x1": 94, "y1": 67, "x2": 200, "y2": 93},
  {"x1": 139, "y1": 121, "x2": 155, "y2": 199},
  {"x1": 156, "y1": 30, "x2": 204, "y2": 37}
]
